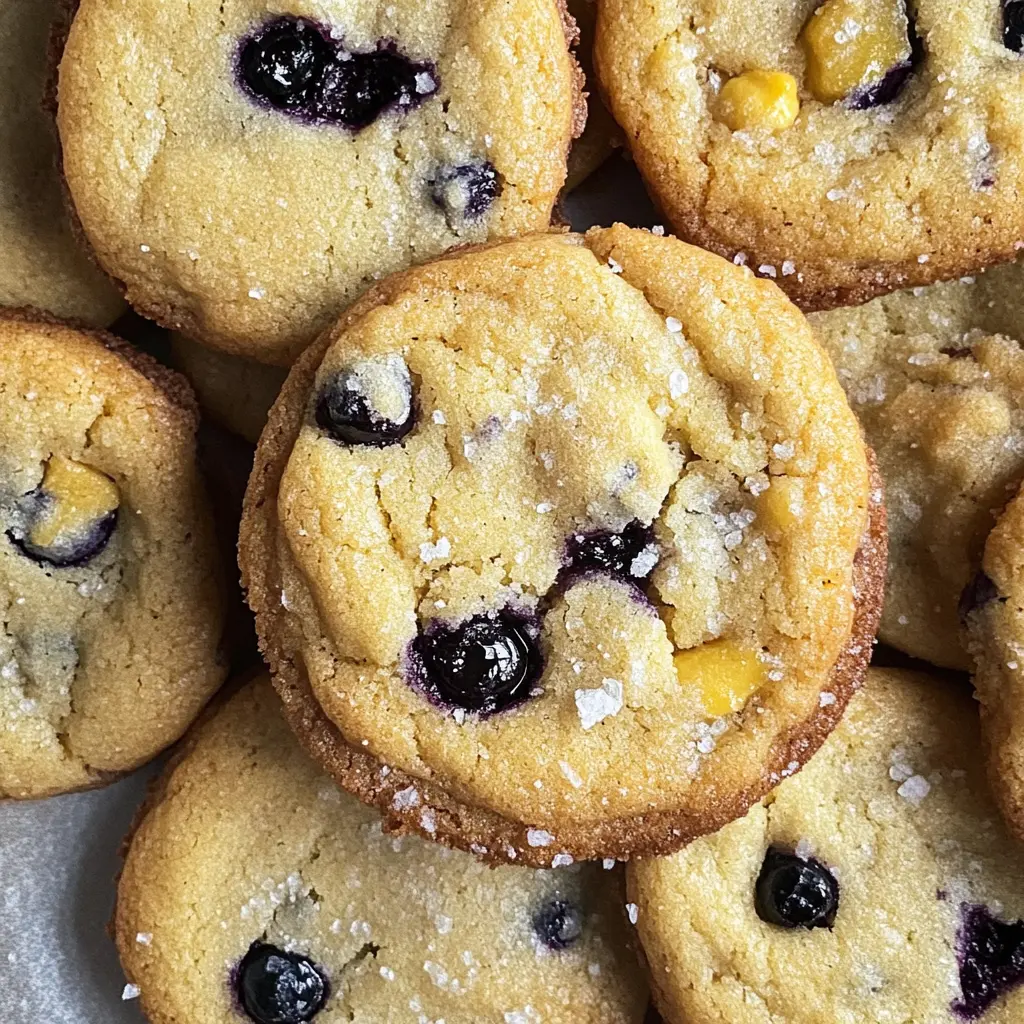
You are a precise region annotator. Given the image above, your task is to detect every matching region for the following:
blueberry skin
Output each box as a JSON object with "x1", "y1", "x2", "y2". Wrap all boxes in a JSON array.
[
  {"x1": 429, "y1": 162, "x2": 503, "y2": 223},
  {"x1": 1005, "y1": 0, "x2": 1024, "y2": 53},
  {"x1": 410, "y1": 611, "x2": 543, "y2": 717},
  {"x1": 754, "y1": 848, "x2": 839, "y2": 930},
  {"x1": 236, "y1": 943, "x2": 328, "y2": 1024},
  {"x1": 239, "y1": 18, "x2": 332, "y2": 111},
  {"x1": 958, "y1": 570, "x2": 1002, "y2": 624},
  {"x1": 314, "y1": 370, "x2": 414, "y2": 448},
  {"x1": 953, "y1": 903, "x2": 1024, "y2": 1020},
  {"x1": 6, "y1": 490, "x2": 117, "y2": 569},
  {"x1": 562, "y1": 522, "x2": 658, "y2": 585},
  {"x1": 847, "y1": 6, "x2": 923, "y2": 110},
  {"x1": 534, "y1": 899, "x2": 584, "y2": 950}
]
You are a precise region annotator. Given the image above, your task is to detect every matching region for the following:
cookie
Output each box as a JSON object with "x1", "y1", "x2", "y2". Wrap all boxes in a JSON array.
[
  {"x1": 963, "y1": 481, "x2": 1024, "y2": 843},
  {"x1": 811, "y1": 260, "x2": 1024, "y2": 670},
  {"x1": 564, "y1": 0, "x2": 623, "y2": 191},
  {"x1": 115, "y1": 676, "x2": 649, "y2": 1024},
  {"x1": 629, "y1": 667, "x2": 1024, "y2": 1024},
  {"x1": 239, "y1": 226, "x2": 886, "y2": 867},
  {"x1": 0, "y1": 0, "x2": 122, "y2": 324},
  {"x1": 0, "y1": 312, "x2": 227, "y2": 799},
  {"x1": 56, "y1": 0, "x2": 583, "y2": 365},
  {"x1": 594, "y1": 0, "x2": 1024, "y2": 311},
  {"x1": 170, "y1": 333, "x2": 287, "y2": 444}
]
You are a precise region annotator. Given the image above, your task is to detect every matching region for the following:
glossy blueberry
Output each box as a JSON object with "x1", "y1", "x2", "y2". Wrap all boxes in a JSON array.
[
  {"x1": 429, "y1": 163, "x2": 503, "y2": 224},
  {"x1": 754, "y1": 848, "x2": 839, "y2": 930},
  {"x1": 7, "y1": 491, "x2": 117, "y2": 569},
  {"x1": 958, "y1": 570, "x2": 1002, "y2": 623},
  {"x1": 236, "y1": 943, "x2": 327, "y2": 1024},
  {"x1": 1005, "y1": 0, "x2": 1024, "y2": 53},
  {"x1": 534, "y1": 899, "x2": 583, "y2": 950},
  {"x1": 238, "y1": 17, "x2": 438, "y2": 130},
  {"x1": 563, "y1": 522, "x2": 658, "y2": 584},
  {"x1": 953, "y1": 904, "x2": 1024, "y2": 1020},
  {"x1": 848, "y1": 8, "x2": 923, "y2": 110},
  {"x1": 315, "y1": 368, "x2": 414, "y2": 448},
  {"x1": 240, "y1": 18, "x2": 331, "y2": 111},
  {"x1": 410, "y1": 611, "x2": 542, "y2": 716}
]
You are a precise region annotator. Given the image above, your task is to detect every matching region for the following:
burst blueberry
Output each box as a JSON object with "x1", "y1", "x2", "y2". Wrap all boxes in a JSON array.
[
  {"x1": 240, "y1": 18, "x2": 331, "y2": 111},
  {"x1": 430, "y1": 163, "x2": 503, "y2": 224},
  {"x1": 754, "y1": 848, "x2": 839, "y2": 930},
  {"x1": 534, "y1": 899, "x2": 584, "y2": 950},
  {"x1": 411, "y1": 611, "x2": 542, "y2": 716},
  {"x1": 1005, "y1": 0, "x2": 1024, "y2": 53},
  {"x1": 563, "y1": 522, "x2": 658, "y2": 584},
  {"x1": 236, "y1": 943, "x2": 327, "y2": 1024},
  {"x1": 315, "y1": 361, "x2": 414, "y2": 448},
  {"x1": 953, "y1": 904, "x2": 1024, "y2": 1020}
]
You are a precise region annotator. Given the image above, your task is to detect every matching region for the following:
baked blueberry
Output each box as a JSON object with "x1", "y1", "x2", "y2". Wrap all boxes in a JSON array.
[
  {"x1": 1005, "y1": 0, "x2": 1024, "y2": 53},
  {"x1": 236, "y1": 942, "x2": 328, "y2": 1024},
  {"x1": 958, "y1": 570, "x2": 1002, "y2": 623},
  {"x1": 239, "y1": 18, "x2": 331, "y2": 112},
  {"x1": 754, "y1": 847, "x2": 839, "y2": 929},
  {"x1": 953, "y1": 904, "x2": 1024, "y2": 1020},
  {"x1": 7, "y1": 456, "x2": 119, "y2": 568},
  {"x1": 430, "y1": 163, "x2": 503, "y2": 225},
  {"x1": 533, "y1": 899, "x2": 584, "y2": 950},
  {"x1": 312, "y1": 47, "x2": 438, "y2": 130},
  {"x1": 314, "y1": 358, "x2": 414, "y2": 448},
  {"x1": 563, "y1": 522, "x2": 658, "y2": 584},
  {"x1": 410, "y1": 610, "x2": 542, "y2": 716}
]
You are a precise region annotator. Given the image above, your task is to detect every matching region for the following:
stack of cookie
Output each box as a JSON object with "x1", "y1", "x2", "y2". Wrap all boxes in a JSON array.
[{"x1": 4, "y1": 0, "x2": 1024, "y2": 1021}]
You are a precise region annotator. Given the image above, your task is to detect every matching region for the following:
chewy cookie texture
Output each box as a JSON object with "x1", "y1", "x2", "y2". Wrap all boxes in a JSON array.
[
  {"x1": 56, "y1": 0, "x2": 582, "y2": 365},
  {"x1": 116, "y1": 678, "x2": 649, "y2": 1024},
  {"x1": 0, "y1": 0, "x2": 122, "y2": 324},
  {"x1": 0, "y1": 313, "x2": 227, "y2": 799},
  {"x1": 595, "y1": 0, "x2": 1024, "y2": 310},
  {"x1": 812, "y1": 259, "x2": 1024, "y2": 671},
  {"x1": 631, "y1": 668, "x2": 1024, "y2": 1024},
  {"x1": 240, "y1": 226, "x2": 885, "y2": 866}
]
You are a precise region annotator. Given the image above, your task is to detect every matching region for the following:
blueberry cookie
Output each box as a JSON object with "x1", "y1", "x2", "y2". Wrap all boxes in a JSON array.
[
  {"x1": 239, "y1": 226, "x2": 886, "y2": 866},
  {"x1": 963, "y1": 483, "x2": 1024, "y2": 842},
  {"x1": 0, "y1": 0, "x2": 122, "y2": 324},
  {"x1": 630, "y1": 667, "x2": 1024, "y2": 1024},
  {"x1": 0, "y1": 312, "x2": 227, "y2": 798},
  {"x1": 811, "y1": 260, "x2": 1024, "y2": 670},
  {"x1": 115, "y1": 676, "x2": 649, "y2": 1024},
  {"x1": 56, "y1": 0, "x2": 583, "y2": 365},
  {"x1": 170, "y1": 334, "x2": 287, "y2": 444},
  {"x1": 595, "y1": 0, "x2": 1024, "y2": 311}
]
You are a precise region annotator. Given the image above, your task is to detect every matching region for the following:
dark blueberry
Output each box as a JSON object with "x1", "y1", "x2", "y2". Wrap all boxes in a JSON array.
[
  {"x1": 7, "y1": 488, "x2": 117, "y2": 569},
  {"x1": 430, "y1": 163, "x2": 503, "y2": 224},
  {"x1": 315, "y1": 366, "x2": 414, "y2": 448},
  {"x1": 754, "y1": 848, "x2": 839, "y2": 930},
  {"x1": 563, "y1": 521, "x2": 658, "y2": 584},
  {"x1": 958, "y1": 570, "x2": 1002, "y2": 623},
  {"x1": 848, "y1": 9, "x2": 923, "y2": 110},
  {"x1": 237, "y1": 943, "x2": 327, "y2": 1024},
  {"x1": 312, "y1": 47, "x2": 438, "y2": 130},
  {"x1": 410, "y1": 610, "x2": 543, "y2": 716},
  {"x1": 534, "y1": 899, "x2": 584, "y2": 950},
  {"x1": 240, "y1": 18, "x2": 332, "y2": 111},
  {"x1": 1005, "y1": 0, "x2": 1024, "y2": 53},
  {"x1": 953, "y1": 904, "x2": 1024, "y2": 1020}
]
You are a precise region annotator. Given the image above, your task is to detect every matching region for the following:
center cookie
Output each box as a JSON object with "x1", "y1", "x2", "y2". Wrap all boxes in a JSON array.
[
  {"x1": 240, "y1": 227, "x2": 886, "y2": 866},
  {"x1": 56, "y1": 0, "x2": 582, "y2": 364}
]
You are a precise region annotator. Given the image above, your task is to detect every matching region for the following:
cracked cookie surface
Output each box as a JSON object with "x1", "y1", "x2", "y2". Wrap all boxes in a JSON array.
[
  {"x1": 629, "y1": 668, "x2": 1024, "y2": 1024},
  {"x1": 240, "y1": 227, "x2": 885, "y2": 865},
  {"x1": 811, "y1": 260, "x2": 1024, "y2": 670},
  {"x1": 57, "y1": 0, "x2": 581, "y2": 365},
  {"x1": 0, "y1": 313, "x2": 226, "y2": 798},
  {"x1": 115, "y1": 677, "x2": 649, "y2": 1024},
  {"x1": 0, "y1": 0, "x2": 122, "y2": 324},
  {"x1": 595, "y1": 0, "x2": 1024, "y2": 310}
]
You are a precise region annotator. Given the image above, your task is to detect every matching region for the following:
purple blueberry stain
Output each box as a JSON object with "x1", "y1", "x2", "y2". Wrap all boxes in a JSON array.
[
  {"x1": 407, "y1": 608, "x2": 543, "y2": 717},
  {"x1": 533, "y1": 899, "x2": 584, "y2": 950},
  {"x1": 238, "y1": 16, "x2": 438, "y2": 130},
  {"x1": 235, "y1": 942, "x2": 328, "y2": 1024},
  {"x1": 754, "y1": 848, "x2": 839, "y2": 930},
  {"x1": 953, "y1": 904, "x2": 1024, "y2": 1020},
  {"x1": 847, "y1": 6, "x2": 922, "y2": 110},
  {"x1": 429, "y1": 162, "x2": 503, "y2": 226},
  {"x1": 561, "y1": 521, "x2": 659, "y2": 587}
]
